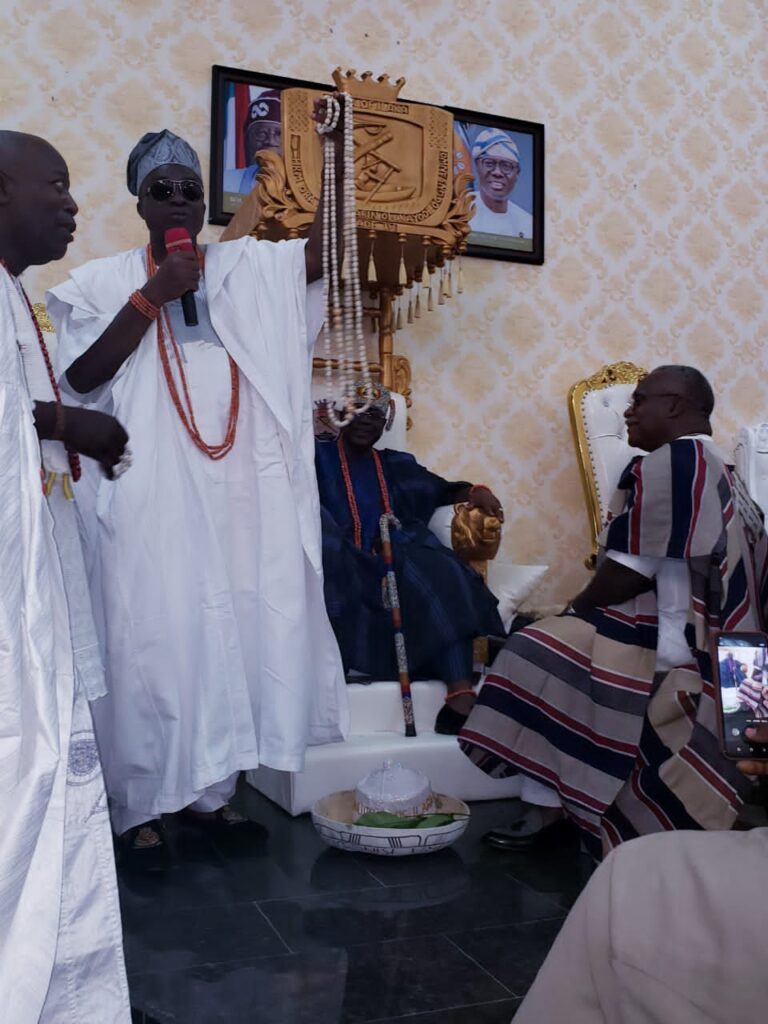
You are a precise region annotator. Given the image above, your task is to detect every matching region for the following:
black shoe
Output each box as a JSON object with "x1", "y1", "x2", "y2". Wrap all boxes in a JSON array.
[
  {"x1": 180, "y1": 805, "x2": 268, "y2": 842},
  {"x1": 434, "y1": 702, "x2": 470, "y2": 735},
  {"x1": 119, "y1": 819, "x2": 169, "y2": 873},
  {"x1": 483, "y1": 807, "x2": 566, "y2": 850}
]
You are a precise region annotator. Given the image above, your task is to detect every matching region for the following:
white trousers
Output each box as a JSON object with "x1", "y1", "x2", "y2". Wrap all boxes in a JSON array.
[
  {"x1": 187, "y1": 772, "x2": 240, "y2": 813},
  {"x1": 520, "y1": 776, "x2": 562, "y2": 807},
  {"x1": 112, "y1": 771, "x2": 240, "y2": 834},
  {"x1": 514, "y1": 827, "x2": 768, "y2": 1024}
]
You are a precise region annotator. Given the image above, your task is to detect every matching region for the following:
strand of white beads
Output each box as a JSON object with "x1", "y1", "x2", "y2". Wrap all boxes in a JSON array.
[
  {"x1": 319, "y1": 97, "x2": 341, "y2": 420},
  {"x1": 343, "y1": 93, "x2": 373, "y2": 413},
  {"x1": 317, "y1": 92, "x2": 373, "y2": 427}
]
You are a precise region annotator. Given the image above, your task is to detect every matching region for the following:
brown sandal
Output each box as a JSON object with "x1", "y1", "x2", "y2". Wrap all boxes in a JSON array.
[{"x1": 120, "y1": 819, "x2": 169, "y2": 872}]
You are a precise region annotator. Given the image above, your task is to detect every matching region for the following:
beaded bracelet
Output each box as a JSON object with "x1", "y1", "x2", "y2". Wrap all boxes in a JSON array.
[
  {"x1": 444, "y1": 687, "x2": 476, "y2": 703},
  {"x1": 129, "y1": 289, "x2": 160, "y2": 321}
]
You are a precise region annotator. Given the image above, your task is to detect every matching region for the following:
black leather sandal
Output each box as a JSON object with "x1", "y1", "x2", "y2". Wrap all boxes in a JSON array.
[
  {"x1": 120, "y1": 819, "x2": 169, "y2": 872},
  {"x1": 483, "y1": 807, "x2": 566, "y2": 849},
  {"x1": 181, "y1": 805, "x2": 268, "y2": 842}
]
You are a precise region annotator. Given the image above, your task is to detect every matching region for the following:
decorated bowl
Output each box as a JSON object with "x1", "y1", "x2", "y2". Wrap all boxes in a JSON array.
[{"x1": 311, "y1": 789, "x2": 470, "y2": 857}]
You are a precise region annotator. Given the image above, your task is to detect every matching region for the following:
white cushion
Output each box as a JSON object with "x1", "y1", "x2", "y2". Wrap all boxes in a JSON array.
[
  {"x1": 581, "y1": 382, "x2": 644, "y2": 522},
  {"x1": 426, "y1": 505, "x2": 454, "y2": 547},
  {"x1": 486, "y1": 561, "x2": 549, "y2": 630},
  {"x1": 734, "y1": 424, "x2": 768, "y2": 515},
  {"x1": 375, "y1": 391, "x2": 408, "y2": 453}
]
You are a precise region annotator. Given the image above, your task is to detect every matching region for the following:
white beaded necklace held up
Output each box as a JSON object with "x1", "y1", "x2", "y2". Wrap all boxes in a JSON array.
[{"x1": 316, "y1": 92, "x2": 373, "y2": 427}]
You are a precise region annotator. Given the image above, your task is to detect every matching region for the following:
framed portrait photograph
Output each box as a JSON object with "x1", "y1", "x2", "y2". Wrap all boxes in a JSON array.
[
  {"x1": 209, "y1": 65, "x2": 330, "y2": 226},
  {"x1": 446, "y1": 106, "x2": 545, "y2": 264}
]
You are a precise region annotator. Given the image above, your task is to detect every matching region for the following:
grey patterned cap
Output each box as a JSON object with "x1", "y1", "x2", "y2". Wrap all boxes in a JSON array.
[{"x1": 127, "y1": 129, "x2": 201, "y2": 196}]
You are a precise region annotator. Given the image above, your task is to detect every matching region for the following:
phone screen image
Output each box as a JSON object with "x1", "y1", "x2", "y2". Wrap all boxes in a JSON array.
[{"x1": 716, "y1": 635, "x2": 768, "y2": 757}]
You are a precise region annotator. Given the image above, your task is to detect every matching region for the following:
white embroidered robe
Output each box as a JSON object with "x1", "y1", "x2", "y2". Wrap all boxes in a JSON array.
[
  {"x1": 0, "y1": 268, "x2": 129, "y2": 1022},
  {"x1": 48, "y1": 238, "x2": 348, "y2": 832}
]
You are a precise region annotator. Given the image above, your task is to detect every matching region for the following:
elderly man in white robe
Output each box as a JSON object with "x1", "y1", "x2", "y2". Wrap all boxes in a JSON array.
[
  {"x1": 0, "y1": 131, "x2": 130, "y2": 1021},
  {"x1": 48, "y1": 112, "x2": 349, "y2": 864},
  {"x1": 514, "y1": 724, "x2": 768, "y2": 1023}
]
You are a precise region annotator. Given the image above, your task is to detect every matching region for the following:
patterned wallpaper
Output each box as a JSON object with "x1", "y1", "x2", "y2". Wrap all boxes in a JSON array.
[{"x1": 5, "y1": 0, "x2": 766, "y2": 602}]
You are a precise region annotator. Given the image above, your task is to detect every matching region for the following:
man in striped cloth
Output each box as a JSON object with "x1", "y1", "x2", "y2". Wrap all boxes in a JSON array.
[
  {"x1": 737, "y1": 650, "x2": 768, "y2": 719},
  {"x1": 460, "y1": 365, "x2": 768, "y2": 859}
]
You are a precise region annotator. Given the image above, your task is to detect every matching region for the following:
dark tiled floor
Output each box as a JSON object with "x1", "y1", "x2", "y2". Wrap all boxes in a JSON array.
[{"x1": 124, "y1": 787, "x2": 593, "y2": 1023}]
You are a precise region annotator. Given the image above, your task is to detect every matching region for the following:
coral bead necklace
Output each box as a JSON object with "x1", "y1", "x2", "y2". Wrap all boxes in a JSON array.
[
  {"x1": 146, "y1": 244, "x2": 239, "y2": 460},
  {"x1": 336, "y1": 436, "x2": 392, "y2": 550},
  {"x1": 1, "y1": 259, "x2": 81, "y2": 481}
]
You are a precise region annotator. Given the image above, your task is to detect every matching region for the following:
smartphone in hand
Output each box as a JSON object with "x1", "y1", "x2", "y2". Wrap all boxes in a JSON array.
[{"x1": 711, "y1": 631, "x2": 768, "y2": 760}]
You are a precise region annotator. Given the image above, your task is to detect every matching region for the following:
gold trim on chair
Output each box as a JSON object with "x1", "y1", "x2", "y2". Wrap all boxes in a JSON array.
[{"x1": 568, "y1": 361, "x2": 646, "y2": 568}]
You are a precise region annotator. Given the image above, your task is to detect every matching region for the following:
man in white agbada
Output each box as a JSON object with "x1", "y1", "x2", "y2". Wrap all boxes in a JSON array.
[
  {"x1": 469, "y1": 128, "x2": 533, "y2": 239},
  {"x1": 514, "y1": 725, "x2": 768, "y2": 1024},
  {"x1": 49, "y1": 120, "x2": 348, "y2": 862},
  {"x1": 0, "y1": 131, "x2": 130, "y2": 1021}
]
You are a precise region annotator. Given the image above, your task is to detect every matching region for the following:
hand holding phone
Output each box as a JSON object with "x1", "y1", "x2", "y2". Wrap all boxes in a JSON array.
[
  {"x1": 711, "y1": 631, "x2": 768, "y2": 761},
  {"x1": 737, "y1": 725, "x2": 768, "y2": 775}
]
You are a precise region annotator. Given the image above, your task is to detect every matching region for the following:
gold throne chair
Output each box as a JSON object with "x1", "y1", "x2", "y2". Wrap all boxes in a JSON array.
[
  {"x1": 221, "y1": 69, "x2": 530, "y2": 815},
  {"x1": 569, "y1": 361, "x2": 646, "y2": 567},
  {"x1": 222, "y1": 68, "x2": 502, "y2": 588}
]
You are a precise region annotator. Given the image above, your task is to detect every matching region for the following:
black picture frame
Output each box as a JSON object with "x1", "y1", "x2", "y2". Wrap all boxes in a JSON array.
[
  {"x1": 209, "y1": 65, "x2": 330, "y2": 227},
  {"x1": 210, "y1": 67, "x2": 545, "y2": 265},
  {"x1": 445, "y1": 105, "x2": 545, "y2": 264}
]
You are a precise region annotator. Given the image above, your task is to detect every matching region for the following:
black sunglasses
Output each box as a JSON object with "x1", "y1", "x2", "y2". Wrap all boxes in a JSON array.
[{"x1": 145, "y1": 178, "x2": 204, "y2": 202}]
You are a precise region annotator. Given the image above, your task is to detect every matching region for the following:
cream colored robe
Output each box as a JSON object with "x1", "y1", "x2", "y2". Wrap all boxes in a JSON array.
[{"x1": 515, "y1": 827, "x2": 768, "y2": 1023}]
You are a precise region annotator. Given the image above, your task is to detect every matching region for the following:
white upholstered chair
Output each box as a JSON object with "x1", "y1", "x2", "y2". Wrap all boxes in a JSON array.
[
  {"x1": 734, "y1": 424, "x2": 768, "y2": 516},
  {"x1": 568, "y1": 362, "x2": 646, "y2": 567}
]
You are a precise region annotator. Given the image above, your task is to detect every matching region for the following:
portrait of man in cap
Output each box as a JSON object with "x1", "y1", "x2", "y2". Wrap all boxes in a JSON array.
[
  {"x1": 454, "y1": 122, "x2": 535, "y2": 251},
  {"x1": 222, "y1": 86, "x2": 282, "y2": 212}
]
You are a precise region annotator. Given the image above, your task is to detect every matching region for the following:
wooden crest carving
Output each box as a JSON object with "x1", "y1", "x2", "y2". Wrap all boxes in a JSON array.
[
  {"x1": 223, "y1": 68, "x2": 472, "y2": 286},
  {"x1": 221, "y1": 68, "x2": 473, "y2": 430}
]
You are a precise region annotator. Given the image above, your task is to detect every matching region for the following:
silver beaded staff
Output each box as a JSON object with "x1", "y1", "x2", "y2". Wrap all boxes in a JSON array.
[{"x1": 379, "y1": 512, "x2": 416, "y2": 737}]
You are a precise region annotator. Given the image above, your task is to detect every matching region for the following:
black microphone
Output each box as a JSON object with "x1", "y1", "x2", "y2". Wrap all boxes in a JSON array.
[
  {"x1": 181, "y1": 291, "x2": 198, "y2": 328},
  {"x1": 164, "y1": 227, "x2": 198, "y2": 327}
]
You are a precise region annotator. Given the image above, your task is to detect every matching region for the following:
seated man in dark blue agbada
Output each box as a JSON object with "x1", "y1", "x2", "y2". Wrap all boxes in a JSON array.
[{"x1": 316, "y1": 384, "x2": 505, "y2": 734}]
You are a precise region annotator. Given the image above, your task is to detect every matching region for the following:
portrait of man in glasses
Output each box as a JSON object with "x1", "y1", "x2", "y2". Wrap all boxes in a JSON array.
[{"x1": 463, "y1": 125, "x2": 534, "y2": 248}]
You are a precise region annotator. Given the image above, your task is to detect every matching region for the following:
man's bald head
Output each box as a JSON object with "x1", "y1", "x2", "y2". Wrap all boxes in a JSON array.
[
  {"x1": 625, "y1": 364, "x2": 715, "y2": 452},
  {"x1": 653, "y1": 365, "x2": 715, "y2": 417},
  {"x1": 0, "y1": 131, "x2": 77, "y2": 275},
  {"x1": 0, "y1": 130, "x2": 60, "y2": 171}
]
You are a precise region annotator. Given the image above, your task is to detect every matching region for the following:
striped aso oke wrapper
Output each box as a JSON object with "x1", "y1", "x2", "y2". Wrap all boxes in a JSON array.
[{"x1": 460, "y1": 438, "x2": 768, "y2": 859}]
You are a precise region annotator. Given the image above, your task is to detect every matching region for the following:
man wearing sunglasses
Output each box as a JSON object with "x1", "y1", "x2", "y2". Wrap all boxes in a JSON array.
[
  {"x1": 315, "y1": 382, "x2": 505, "y2": 735},
  {"x1": 460, "y1": 365, "x2": 768, "y2": 857},
  {"x1": 47, "y1": 113, "x2": 348, "y2": 866}
]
